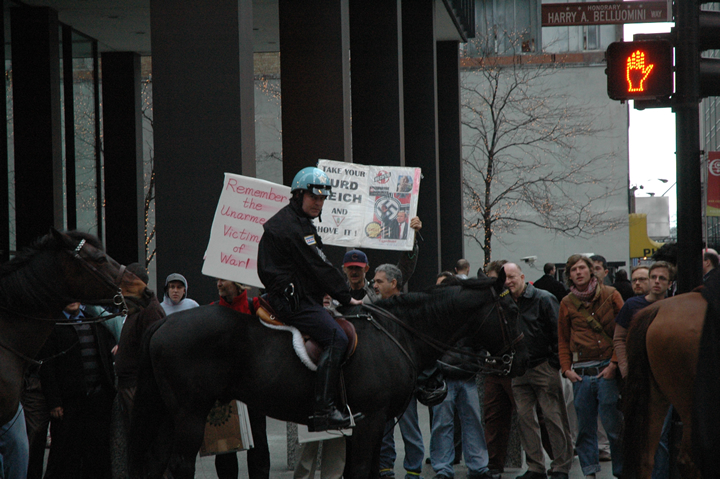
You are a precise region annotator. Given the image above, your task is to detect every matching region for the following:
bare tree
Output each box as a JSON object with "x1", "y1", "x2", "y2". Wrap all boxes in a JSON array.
[
  {"x1": 462, "y1": 35, "x2": 625, "y2": 267},
  {"x1": 141, "y1": 75, "x2": 157, "y2": 267}
]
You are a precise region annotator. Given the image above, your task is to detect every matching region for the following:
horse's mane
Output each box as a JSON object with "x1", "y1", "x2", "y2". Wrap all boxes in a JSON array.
[
  {"x1": 651, "y1": 242, "x2": 677, "y2": 265},
  {"x1": 370, "y1": 277, "x2": 497, "y2": 330},
  {"x1": 0, "y1": 230, "x2": 102, "y2": 313}
]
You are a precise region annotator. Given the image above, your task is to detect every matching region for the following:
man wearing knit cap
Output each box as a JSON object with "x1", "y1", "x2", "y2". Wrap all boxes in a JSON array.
[{"x1": 160, "y1": 273, "x2": 199, "y2": 315}]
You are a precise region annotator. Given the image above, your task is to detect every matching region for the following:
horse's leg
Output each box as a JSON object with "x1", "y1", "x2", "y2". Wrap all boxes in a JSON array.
[
  {"x1": 345, "y1": 410, "x2": 388, "y2": 479},
  {"x1": 638, "y1": 379, "x2": 670, "y2": 478},
  {"x1": 165, "y1": 412, "x2": 208, "y2": 479},
  {"x1": 676, "y1": 421, "x2": 701, "y2": 479}
]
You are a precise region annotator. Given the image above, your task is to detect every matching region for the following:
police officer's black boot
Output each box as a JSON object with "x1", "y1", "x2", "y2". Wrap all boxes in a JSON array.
[{"x1": 308, "y1": 346, "x2": 362, "y2": 432}]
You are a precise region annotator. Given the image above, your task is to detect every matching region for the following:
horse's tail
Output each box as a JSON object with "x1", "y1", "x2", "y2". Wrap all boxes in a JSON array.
[
  {"x1": 622, "y1": 302, "x2": 661, "y2": 479},
  {"x1": 128, "y1": 316, "x2": 171, "y2": 478}
]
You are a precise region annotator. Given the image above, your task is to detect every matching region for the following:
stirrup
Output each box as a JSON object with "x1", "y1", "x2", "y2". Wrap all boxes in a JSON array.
[{"x1": 308, "y1": 405, "x2": 363, "y2": 432}]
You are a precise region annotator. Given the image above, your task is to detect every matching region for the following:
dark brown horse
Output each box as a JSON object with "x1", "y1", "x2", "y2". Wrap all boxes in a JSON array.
[
  {"x1": 0, "y1": 229, "x2": 128, "y2": 476},
  {"x1": 622, "y1": 292, "x2": 705, "y2": 478},
  {"x1": 129, "y1": 276, "x2": 529, "y2": 479}
]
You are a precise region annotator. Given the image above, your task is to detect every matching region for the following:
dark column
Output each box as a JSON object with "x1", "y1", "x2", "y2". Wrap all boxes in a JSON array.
[
  {"x1": 151, "y1": 0, "x2": 256, "y2": 302},
  {"x1": 437, "y1": 41, "x2": 464, "y2": 271},
  {"x1": 402, "y1": 0, "x2": 440, "y2": 290},
  {"x1": 102, "y1": 52, "x2": 143, "y2": 265},
  {"x1": 62, "y1": 26, "x2": 77, "y2": 231},
  {"x1": 349, "y1": 0, "x2": 404, "y2": 167},
  {"x1": 11, "y1": 6, "x2": 62, "y2": 248},
  {"x1": 279, "y1": 0, "x2": 351, "y2": 266},
  {"x1": 0, "y1": 6, "x2": 8, "y2": 261},
  {"x1": 279, "y1": 0, "x2": 351, "y2": 182},
  {"x1": 349, "y1": 0, "x2": 405, "y2": 270}
]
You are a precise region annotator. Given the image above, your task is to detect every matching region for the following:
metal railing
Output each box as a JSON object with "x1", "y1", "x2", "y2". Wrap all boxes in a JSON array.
[{"x1": 443, "y1": 0, "x2": 476, "y2": 41}]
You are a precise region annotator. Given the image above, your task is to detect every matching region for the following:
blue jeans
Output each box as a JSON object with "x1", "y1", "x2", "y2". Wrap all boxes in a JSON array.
[
  {"x1": 379, "y1": 398, "x2": 424, "y2": 478},
  {"x1": 651, "y1": 406, "x2": 675, "y2": 479},
  {"x1": 572, "y1": 374, "x2": 623, "y2": 477},
  {"x1": 430, "y1": 378, "x2": 489, "y2": 477},
  {"x1": 0, "y1": 404, "x2": 29, "y2": 479}
]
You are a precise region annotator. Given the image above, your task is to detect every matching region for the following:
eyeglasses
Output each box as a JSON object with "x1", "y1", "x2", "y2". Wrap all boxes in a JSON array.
[{"x1": 632, "y1": 277, "x2": 649, "y2": 282}]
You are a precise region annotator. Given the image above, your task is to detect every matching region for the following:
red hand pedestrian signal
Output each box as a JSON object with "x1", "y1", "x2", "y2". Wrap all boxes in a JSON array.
[
  {"x1": 606, "y1": 40, "x2": 673, "y2": 101},
  {"x1": 626, "y1": 50, "x2": 654, "y2": 92}
]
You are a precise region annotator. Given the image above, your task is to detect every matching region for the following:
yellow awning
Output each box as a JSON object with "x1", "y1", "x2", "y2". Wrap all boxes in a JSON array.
[{"x1": 629, "y1": 213, "x2": 664, "y2": 258}]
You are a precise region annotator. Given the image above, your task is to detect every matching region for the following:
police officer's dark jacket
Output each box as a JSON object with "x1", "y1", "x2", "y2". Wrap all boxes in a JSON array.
[{"x1": 258, "y1": 199, "x2": 352, "y2": 307}]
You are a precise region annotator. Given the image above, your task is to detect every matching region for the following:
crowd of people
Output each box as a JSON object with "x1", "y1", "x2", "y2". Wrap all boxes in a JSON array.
[{"x1": 13, "y1": 166, "x2": 708, "y2": 479}]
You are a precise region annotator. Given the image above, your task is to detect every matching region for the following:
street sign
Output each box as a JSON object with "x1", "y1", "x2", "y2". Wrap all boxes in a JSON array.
[
  {"x1": 606, "y1": 40, "x2": 673, "y2": 100},
  {"x1": 542, "y1": 1, "x2": 670, "y2": 27}
]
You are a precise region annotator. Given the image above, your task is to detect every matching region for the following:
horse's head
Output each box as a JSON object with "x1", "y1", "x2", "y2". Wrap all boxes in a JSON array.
[
  {"x1": 50, "y1": 228, "x2": 128, "y2": 313},
  {"x1": 453, "y1": 272, "x2": 529, "y2": 378}
]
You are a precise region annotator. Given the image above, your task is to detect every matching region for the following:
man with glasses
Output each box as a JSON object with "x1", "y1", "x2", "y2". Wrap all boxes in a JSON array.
[
  {"x1": 630, "y1": 266, "x2": 651, "y2": 297},
  {"x1": 613, "y1": 261, "x2": 672, "y2": 379}
]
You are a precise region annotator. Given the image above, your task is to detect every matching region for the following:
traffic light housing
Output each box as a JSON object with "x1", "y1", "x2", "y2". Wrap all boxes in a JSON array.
[{"x1": 606, "y1": 40, "x2": 674, "y2": 101}]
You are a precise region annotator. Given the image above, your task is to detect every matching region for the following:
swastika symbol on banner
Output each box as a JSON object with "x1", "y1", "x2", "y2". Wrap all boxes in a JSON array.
[{"x1": 374, "y1": 197, "x2": 401, "y2": 221}]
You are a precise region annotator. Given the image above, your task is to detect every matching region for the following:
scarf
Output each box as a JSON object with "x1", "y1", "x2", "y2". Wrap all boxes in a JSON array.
[{"x1": 570, "y1": 276, "x2": 598, "y2": 302}]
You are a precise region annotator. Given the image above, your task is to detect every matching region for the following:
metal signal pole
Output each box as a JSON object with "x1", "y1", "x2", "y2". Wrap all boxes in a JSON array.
[{"x1": 673, "y1": 0, "x2": 703, "y2": 293}]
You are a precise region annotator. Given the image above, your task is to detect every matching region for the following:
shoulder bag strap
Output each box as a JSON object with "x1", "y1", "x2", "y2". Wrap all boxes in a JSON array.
[{"x1": 568, "y1": 294, "x2": 614, "y2": 345}]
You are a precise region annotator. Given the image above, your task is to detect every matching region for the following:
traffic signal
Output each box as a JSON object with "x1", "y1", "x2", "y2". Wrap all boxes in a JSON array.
[
  {"x1": 606, "y1": 40, "x2": 673, "y2": 101},
  {"x1": 698, "y1": 8, "x2": 720, "y2": 98}
]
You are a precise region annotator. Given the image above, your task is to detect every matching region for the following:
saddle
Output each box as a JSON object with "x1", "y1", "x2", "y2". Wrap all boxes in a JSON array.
[{"x1": 256, "y1": 296, "x2": 358, "y2": 369}]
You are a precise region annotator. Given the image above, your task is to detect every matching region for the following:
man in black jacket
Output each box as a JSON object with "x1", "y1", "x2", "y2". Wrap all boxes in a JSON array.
[
  {"x1": 533, "y1": 263, "x2": 568, "y2": 303},
  {"x1": 40, "y1": 303, "x2": 117, "y2": 479},
  {"x1": 257, "y1": 166, "x2": 362, "y2": 432},
  {"x1": 505, "y1": 263, "x2": 573, "y2": 479}
]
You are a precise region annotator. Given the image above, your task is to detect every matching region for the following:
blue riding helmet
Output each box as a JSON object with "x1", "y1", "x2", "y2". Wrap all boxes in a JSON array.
[{"x1": 290, "y1": 167, "x2": 333, "y2": 196}]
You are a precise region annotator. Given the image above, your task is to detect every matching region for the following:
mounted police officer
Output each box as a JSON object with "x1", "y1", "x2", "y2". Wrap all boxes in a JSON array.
[{"x1": 257, "y1": 166, "x2": 363, "y2": 432}]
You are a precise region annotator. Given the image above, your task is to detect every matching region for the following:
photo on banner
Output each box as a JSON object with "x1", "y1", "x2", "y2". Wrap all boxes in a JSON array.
[{"x1": 317, "y1": 159, "x2": 421, "y2": 251}]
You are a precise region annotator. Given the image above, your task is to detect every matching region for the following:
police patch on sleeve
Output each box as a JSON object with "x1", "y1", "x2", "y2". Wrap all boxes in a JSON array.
[{"x1": 304, "y1": 235, "x2": 317, "y2": 246}]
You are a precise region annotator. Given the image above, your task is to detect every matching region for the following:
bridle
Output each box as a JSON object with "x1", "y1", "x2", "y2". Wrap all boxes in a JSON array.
[
  {"x1": 60, "y1": 239, "x2": 129, "y2": 320},
  {"x1": 0, "y1": 238, "x2": 129, "y2": 365},
  {"x1": 446, "y1": 288, "x2": 525, "y2": 376}
]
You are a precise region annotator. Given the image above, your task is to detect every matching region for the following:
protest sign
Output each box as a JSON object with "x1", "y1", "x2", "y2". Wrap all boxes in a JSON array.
[
  {"x1": 202, "y1": 173, "x2": 290, "y2": 287},
  {"x1": 317, "y1": 159, "x2": 421, "y2": 251}
]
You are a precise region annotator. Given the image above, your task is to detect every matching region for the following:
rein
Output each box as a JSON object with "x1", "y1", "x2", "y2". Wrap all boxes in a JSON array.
[
  {"x1": 0, "y1": 338, "x2": 79, "y2": 367},
  {"x1": 355, "y1": 288, "x2": 524, "y2": 376}
]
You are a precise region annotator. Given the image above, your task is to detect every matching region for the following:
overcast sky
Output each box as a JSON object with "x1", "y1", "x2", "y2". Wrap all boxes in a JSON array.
[{"x1": 624, "y1": 22, "x2": 677, "y2": 226}]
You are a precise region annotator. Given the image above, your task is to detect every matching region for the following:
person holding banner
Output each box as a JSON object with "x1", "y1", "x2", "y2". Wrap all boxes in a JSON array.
[
  {"x1": 343, "y1": 216, "x2": 421, "y2": 303},
  {"x1": 211, "y1": 279, "x2": 270, "y2": 479},
  {"x1": 257, "y1": 166, "x2": 363, "y2": 432}
]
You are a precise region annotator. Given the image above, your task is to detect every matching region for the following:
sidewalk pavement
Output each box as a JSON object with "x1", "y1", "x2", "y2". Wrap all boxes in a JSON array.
[{"x1": 193, "y1": 406, "x2": 616, "y2": 479}]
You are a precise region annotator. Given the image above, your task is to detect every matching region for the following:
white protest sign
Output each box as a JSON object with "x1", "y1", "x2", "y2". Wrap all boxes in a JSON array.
[
  {"x1": 202, "y1": 173, "x2": 290, "y2": 287},
  {"x1": 317, "y1": 159, "x2": 421, "y2": 251}
]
